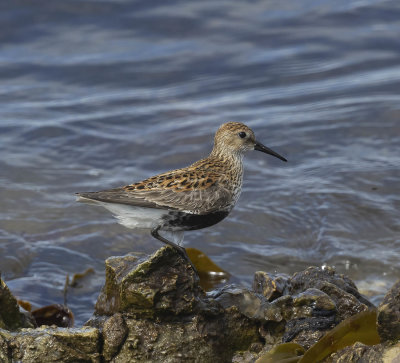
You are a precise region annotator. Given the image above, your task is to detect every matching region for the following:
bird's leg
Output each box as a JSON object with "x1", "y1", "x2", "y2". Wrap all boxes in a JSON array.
[
  {"x1": 151, "y1": 227, "x2": 197, "y2": 274},
  {"x1": 151, "y1": 227, "x2": 186, "y2": 254}
]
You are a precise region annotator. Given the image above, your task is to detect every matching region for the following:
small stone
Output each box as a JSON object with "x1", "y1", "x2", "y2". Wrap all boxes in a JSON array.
[
  {"x1": 253, "y1": 271, "x2": 288, "y2": 301},
  {"x1": 292, "y1": 288, "x2": 336, "y2": 316},
  {"x1": 210, "y1": 285, "x2": 269, "y2": 320},
  {"x1": 316, "y1": 281, "x2": 369, "y2": 321},
  {"x1": 102, "y1": 313, "x2": 128, "y2": 361}
]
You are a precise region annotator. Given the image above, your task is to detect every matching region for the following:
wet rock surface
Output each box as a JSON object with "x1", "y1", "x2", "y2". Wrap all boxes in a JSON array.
[
  {"x1": 103, "y1": 308, "x2": 259, "y2": 362},
  {"x1": 94, "y1": 248, "x2": 203, "y2": 317},
  {"x1": 254, "y1": 266, "x2": 371, "y2": 352},
  {"x1": 88, "y1": 247, "x2": 260, "y2": 362},
  {"x1": 253, "y1": 271, "x2": 288, "y2": 302},
  {"x1": 377, "y1": 279, "x2": 400, "y2": 343},
  {"x1": 101, "y1": 313, "x2": 128, "y2": 361},
  {"x1": 1, "y1": 249, "x2": 400, "y2": 362}
]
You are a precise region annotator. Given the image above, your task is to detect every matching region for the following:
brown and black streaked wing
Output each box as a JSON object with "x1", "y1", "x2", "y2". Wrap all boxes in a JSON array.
[
  {"x1": 76, "y1": 188, "x2": 162, "y2": 209},
  {"x1": 135, "y1": 183, "x2": 232, "y2": 214},
  {"x1": 77, "y1": 181, "x2": 232, "y2": 215}
]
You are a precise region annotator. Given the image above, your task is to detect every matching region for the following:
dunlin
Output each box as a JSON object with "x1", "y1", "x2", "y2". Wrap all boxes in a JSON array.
[{"x1": 77, "y1": 122, "x2": 287, "y2": 263}]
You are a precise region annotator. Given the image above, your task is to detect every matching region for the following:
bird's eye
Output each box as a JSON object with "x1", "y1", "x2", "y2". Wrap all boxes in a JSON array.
[{"x1": 238, "y1": 131, "x2": 247, "y2": 138}]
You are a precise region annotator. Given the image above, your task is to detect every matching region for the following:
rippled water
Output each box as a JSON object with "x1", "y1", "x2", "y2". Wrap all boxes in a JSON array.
[{"x1": 1, "y1": 0, "x2": 399, "y2": 325}]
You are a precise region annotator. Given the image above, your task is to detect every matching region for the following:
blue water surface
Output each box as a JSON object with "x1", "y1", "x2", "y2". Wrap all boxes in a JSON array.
[{"x1": 1, "y1": 0, "x2": 399, "y2": 325}]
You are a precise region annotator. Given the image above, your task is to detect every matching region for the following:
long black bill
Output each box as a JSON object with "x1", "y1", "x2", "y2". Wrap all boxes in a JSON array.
[{"x1": 254, "y1": 141, "x2": 287, "y2": 162}]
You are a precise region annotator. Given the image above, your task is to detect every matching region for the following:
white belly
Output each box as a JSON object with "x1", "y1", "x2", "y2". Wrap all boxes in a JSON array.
[
  {"x1": 78, "y1": 197, "x2": 184, "y2": 245},
  {"x1": 100, "y1": 202, "x2": 165, "y2": 229}
]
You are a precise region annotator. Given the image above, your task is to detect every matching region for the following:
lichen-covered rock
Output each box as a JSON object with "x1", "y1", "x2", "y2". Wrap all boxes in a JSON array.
[
  {"x1": 0, "y1": 326, "x2": 100, "y2": 363},
  {"x1": 377, "y1": 279, "x2": 400, "y2": 342},
  {"x1": 95, "y1": 248, "x2": 203, "y2": 317},
  {"x1": 89, "y1": 247, "x2": 261, "y2": 362},
  {"x1": 0, "y1": 278, "x2": 34, "y2": 331}
]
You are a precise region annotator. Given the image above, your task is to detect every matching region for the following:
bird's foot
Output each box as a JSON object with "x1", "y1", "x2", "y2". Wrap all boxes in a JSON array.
[
  {"x1": 151, "y1": 227, "x2": 198, "y2": 275},
  {"x1": 174, "y1": 245, "x2": 198, "y2": 275}
]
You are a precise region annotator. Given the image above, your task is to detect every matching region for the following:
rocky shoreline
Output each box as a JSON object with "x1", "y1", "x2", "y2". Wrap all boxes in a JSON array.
[{"x1": 1, "y1": 247, "x2": 400, "y2": 362}]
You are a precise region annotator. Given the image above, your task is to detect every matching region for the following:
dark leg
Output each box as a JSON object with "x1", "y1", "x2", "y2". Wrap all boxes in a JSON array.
[
  {"x1": 151, "y1": 227, "x2": 186, "y2": 255},
  {"x1": 151, "y1": 227, "x2": 197, "y2": 273}
]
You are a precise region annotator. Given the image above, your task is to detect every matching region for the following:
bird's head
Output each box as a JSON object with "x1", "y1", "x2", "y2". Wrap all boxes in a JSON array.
[{"x1": 213, "y1": 122, "x2": 287, "y2": 162}]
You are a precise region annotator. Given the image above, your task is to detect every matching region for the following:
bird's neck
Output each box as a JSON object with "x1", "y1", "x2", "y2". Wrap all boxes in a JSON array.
[
  {"x1": 191, "y1": 147, "x2": 243, "y2": 175},
  {"x1": 207, "y1": 148, "x2": 243, "y2": 207},
  {"x1": 209, "y1": 147, "x2": 244, "y2": 170}
]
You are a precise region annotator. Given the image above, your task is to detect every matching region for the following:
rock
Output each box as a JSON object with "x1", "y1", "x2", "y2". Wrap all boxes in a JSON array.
[
  {"x1": 238, "y1": 265, "x2": 378, "y2": 361},
  {"x1": 0, "y1": 326, "x2": 100, "y2": 363},
  {"x1": 1, "y1": 251, "x2": 384, "y2": 362},
  {"x1": 253, "y1": 266, "x2": 372, "y2": 348},
  {"x1": 0, "y1": 330, "x2": 11, "y2": 363},
  {"x1": 283, "y1": 288, "x2": 336, "y2": 347},
  {"x1": 88, "y1": 247, "x2": 261, "y2": 362},
  {"x1": 209, "y1": 285, "x2": 269, "y2": 320},
  {"x1": 253, "y1": 271, "x2": 288, "y2": 301},
  {"x1": 287, "y1": 266, "x2": 372, "y2": 320},
  {"x1": 95, "y1": 248, "x2": 202, "y2": 317},
  {"x1": 250, "y1": 342, "x2": 305, "y2": 363},
  {"x1": 324, "y1": 342, "x2": 384, "y2": 363},
  {"x1": 297, "y1": 308, "x2": 380, "y2": 362},
  {"x1": 322, "y1": 342, "x2": 400, "y2": 362},
  {"x1": 377, "y1": 279, "x2": 400, "y2": 342},
  {"x1": 315, "y1": 281, "x2": 369, "y2": 321},
  {"x1": 110, "y1": 308, "x2": 259, "y2": 363},
  {"x1": 262, "y1": 289, "x2": 336, "y2": 349},
  {"x1": 287, "y1": 266, "x2": 373, "y2": 307},
  {"x1": 0, "y1": 277, "x2": 35, "y2": 331},
  {"x1": 1, "y1": 247, "x2": 262, "y2": 362},
  {"x1": 231, "y1": 342, "x2": 270, "y2": 363},
  {"x1": 382, "y1": 343, "x2": 400, "y2": 362},
  {"x1": 102, "y1": 313, "x2": 128, "y2": 361}
]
